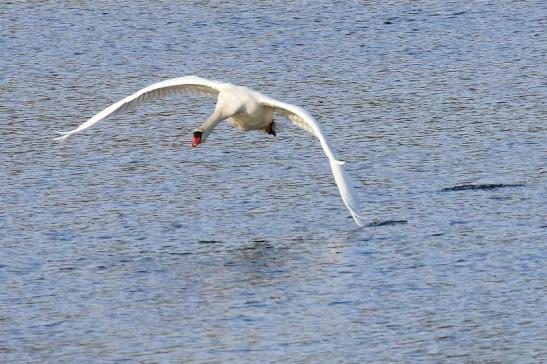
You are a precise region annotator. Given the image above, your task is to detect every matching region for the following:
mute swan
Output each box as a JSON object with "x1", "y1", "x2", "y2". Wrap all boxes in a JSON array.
[{"x1": 54, "y1": 75, "x2": 365, "y2": 226}]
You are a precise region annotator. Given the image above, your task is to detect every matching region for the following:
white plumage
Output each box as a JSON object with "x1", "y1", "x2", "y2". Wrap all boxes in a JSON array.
[{"x1": 54, "y1": 75, "x2": 365, "y2": 226}]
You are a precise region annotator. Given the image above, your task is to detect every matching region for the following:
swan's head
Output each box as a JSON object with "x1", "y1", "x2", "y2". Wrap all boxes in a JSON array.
[{"x1": 191, "y1": 130, "x2": 204, "y2": 147}]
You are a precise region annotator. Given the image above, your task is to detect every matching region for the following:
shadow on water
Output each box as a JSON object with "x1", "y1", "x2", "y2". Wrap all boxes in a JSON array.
[
  {"x1": 367, "y1": 220, "x2": 408, "y2": 227},
  {"x1": 198, "y1": 240, "x2": 225, "y2": 244},
  {"x1": 440, "y1": 183, "x2": 525, "y2": 192}
]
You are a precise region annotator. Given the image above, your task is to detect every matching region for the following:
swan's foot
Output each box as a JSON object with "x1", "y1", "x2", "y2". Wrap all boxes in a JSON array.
[{"x1": 265, "y1": 120, "x2": 276, "y2": 136}]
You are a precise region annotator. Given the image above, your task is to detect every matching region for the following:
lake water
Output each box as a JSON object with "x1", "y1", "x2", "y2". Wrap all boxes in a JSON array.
[{"x1": 1, "y1": 1, "x2": 546, "y2": 362}]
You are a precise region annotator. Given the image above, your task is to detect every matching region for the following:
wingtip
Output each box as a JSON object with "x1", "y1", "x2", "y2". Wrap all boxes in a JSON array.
[
  {"x1": 53, "y1": 131, "x2": 72, "y2": 142},
  {"x1": 352, "y1": 213, "x2": 366, "y2": 227}
]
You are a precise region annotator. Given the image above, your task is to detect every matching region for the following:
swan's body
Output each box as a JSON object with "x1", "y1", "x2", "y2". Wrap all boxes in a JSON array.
[{"x1": 55, "y1": 76, "x2": 365, "y2": 225}]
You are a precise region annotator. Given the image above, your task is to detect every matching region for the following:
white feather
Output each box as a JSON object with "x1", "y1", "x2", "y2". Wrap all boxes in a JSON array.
[
  {"x1": 53, "y1": 75, "x2": 223, "y2": 141},
  {"x1": 257, "y1": 94, "x2": 364, "y2": 226},
  {"x1": 54, "y1": 76, "x2": 365, "y2": 225}
]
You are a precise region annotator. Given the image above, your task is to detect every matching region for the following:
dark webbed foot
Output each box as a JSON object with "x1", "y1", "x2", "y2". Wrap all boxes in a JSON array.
[{"x1": 265, "y1": 120, "x2": 276, "y2": 136}]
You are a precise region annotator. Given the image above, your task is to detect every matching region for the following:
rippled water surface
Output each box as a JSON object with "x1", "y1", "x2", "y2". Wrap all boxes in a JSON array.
[{"x1": 1, "y1": 1, "x2": 546, "y2": 362}]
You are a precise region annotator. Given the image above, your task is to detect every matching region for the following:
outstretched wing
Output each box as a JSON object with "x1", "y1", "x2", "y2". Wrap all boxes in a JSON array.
[
  {"x1": 54, "y1": 75, "x2": 226, "y2": 142},
  {"x1": 257, "y1": 94, "x2": 365, "y2": 226}
]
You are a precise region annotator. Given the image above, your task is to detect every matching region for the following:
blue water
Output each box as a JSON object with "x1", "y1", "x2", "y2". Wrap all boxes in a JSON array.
[{"x1": 1, "y1": 1, "x2": 546, "y2": 362}]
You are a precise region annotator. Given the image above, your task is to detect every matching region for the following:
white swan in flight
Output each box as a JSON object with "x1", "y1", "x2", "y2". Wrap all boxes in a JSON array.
[{"x1": 54, "y1": 75, "x2": 365, "y2": 226}]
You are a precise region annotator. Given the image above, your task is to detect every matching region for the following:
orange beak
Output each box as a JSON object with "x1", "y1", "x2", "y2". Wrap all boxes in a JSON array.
[{"x1": 191, "y1": 133, "x2": 201, "y2": 148}]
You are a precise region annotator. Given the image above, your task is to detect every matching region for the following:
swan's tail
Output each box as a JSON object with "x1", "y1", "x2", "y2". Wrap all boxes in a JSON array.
[{"x1": 329, "y1": 159, "x2": 365, "y2": 226}]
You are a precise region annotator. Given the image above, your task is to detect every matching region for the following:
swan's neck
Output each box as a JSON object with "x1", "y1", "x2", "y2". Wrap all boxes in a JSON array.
[{"x1": 199, "y1": 110, "x2": 225, "y2": 141}]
